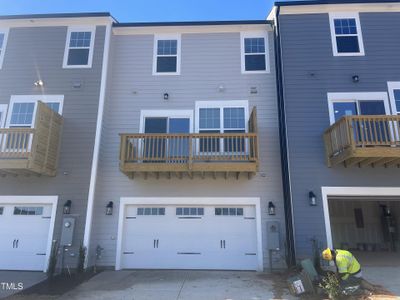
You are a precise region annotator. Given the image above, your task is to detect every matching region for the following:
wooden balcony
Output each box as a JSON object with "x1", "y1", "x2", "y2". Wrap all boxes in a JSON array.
[
  {"x1": 0, "y1": 102, "x2": 63, "y2": 176},
  {"x1": 120, "y1": 108, "x2": 259, "y2": 179},
  {"x1": 324, "y1": 115, "x2": 400, "y2": 167}
]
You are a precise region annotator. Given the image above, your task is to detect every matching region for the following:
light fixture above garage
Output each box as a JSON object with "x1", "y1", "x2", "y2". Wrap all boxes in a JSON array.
[
  {"x1": 106, "y1": 201, "x2": 113, "y2": 215},
  {"x1": 63, "y1": 200, "x2": 72, "y2": 214},
  {"x1": 309, "y1": 191, "x2": 317, "y2": 206},
  {"x1": 268, "y1": 201, "x2": 276, "y2": 215}
]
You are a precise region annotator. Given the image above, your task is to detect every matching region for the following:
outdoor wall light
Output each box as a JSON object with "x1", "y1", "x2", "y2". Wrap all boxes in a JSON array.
[
  {"x1": 309, "y1": 191, "x2": 317, "y2": 206},
  {"x1": 268, "y1": 201, "x2": 276, "y2": 215},
  {"x1": 163, "y1": 93, "x2": 169, "y2": 100},
  {"x1": 34, "y1": 79, "x2": 44, "y2": 87},
  {"x1": 352, "y1": 75, "x2": 360, "y2": 83},
  {"x1": 106, "y1": 201, "x2": 114, "y2": 215},
  {"x1": 63, "y1": 200, "x2": 72, "y2": 214}
]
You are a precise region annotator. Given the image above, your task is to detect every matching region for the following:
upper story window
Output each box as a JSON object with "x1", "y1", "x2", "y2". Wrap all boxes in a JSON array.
[
  {"x1": 63, "y1": 26, "x2": 95, "y2": 68},
  {"x1": 153, "y1": 34, "x2": 181, "y2": 75},
  {"x1": 0, "y1": 28, "x2": 9, "y2": 69},
  {"x1": 241, "y1": 32, "x2": 269, "y2": 74},
  {"x1": 329, "y1": 13, "x2": 364, "y2": 56}
]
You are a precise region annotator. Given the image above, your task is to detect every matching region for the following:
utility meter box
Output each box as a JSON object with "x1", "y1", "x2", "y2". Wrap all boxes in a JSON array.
[
  {"x1": 267, "y1": 221, "x2": 280, "y2": 251},
  {"x1": 60, "y1": 217, "x2": 75, "y2": 246}
]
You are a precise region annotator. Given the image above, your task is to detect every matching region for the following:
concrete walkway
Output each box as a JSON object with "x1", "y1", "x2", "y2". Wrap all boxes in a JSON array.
[
  {"x1": 58, "y1": 270, "x2": 295, "y2": 300},
  {"x1": 0, "y1": 271, "x2": 46, "y2": 299}
]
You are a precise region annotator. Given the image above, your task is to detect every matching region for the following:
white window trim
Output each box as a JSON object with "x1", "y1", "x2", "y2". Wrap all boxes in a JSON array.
[
  {"x1": 327, "y1": 92, "x2": 390, "y2": 124},
  {"x1": 115, "y1": 197, "x2": 263, "y2": 271},
  {"x1": 152, "y1": 34, "x2": 181, "y2": 76},
  {"x1": 139, "y1": 110, "x2": 193, "y2": 133},
  {"x1": 0, "y1": 195, "x2": 58, "y2": 272},
  {"x1": 321, "y1": 187, "x2": 400, "y2": 250},
  {"x1": 0, "y1": 28, "x2": 9, "y2": 69},
  {"x1": 387, "y1": 82, "x2": 400, "y2": 115},
  {"x1": 5, "y1": 95, "x2": 64, "y2": 128},
  {"x1": 62, "y1": 26, "x2": 96, "y2": 69},
  {"x1": 0, "y1": 104, "x2": 7, "y2": 128},
  {"x1": 240, "y1": 31, "x2": 270, "y2": 74},
  {"x1": 195, "y1": 100, "x2": 249, "y2": 133},
  {"x1": 329, "y1": 12, "x2": 365, "y2": 57}
]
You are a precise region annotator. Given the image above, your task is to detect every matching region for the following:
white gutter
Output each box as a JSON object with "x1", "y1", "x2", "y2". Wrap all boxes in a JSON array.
[{"x1": 83, "y1": 22, "x2": 112, "y2": 267}]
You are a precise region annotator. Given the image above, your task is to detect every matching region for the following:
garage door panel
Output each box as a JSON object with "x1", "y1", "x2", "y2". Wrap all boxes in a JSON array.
[
  {"x1": 121, "y1": 203, "x2": 258, "y2": 270},
  {"x1": 0, "y1": 203, "x2": 53, "y2": 271}
]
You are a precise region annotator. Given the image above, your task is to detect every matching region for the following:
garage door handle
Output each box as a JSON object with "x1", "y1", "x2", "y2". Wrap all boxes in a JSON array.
[
  {"x1": 154, "y1": 239, "x2": 159, "y2": 248},
  {"x1": 223, "y1": 240, "x2": 226, "y2": 249},
  {"x1": 16, "y1": 239, "x2": 19, "y2": 248},
  {"x1": 12, "y1": 239, "x2": 16, "y2": 248}
]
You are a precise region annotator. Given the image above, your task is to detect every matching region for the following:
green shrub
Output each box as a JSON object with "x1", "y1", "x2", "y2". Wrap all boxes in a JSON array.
[{"x1": 319, "y1": 273, "x2": 341, "y2": 300}]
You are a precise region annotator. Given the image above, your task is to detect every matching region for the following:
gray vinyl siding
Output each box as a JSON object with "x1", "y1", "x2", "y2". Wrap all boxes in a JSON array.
[
  {"x1": 90, "y1": 30, "x2": 286, "y2": 269},
  {"x1": 279, "y1": 12, "x2": 400, "y2": 258},
  {"x1": 0, "y1": 25, "x2": 105, "y2": 265}
]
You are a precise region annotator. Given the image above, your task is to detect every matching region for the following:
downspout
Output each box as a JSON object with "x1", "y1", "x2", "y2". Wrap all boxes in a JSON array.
[
  {"x1": 83, "y1": 21, "x2": 112, "y2": 268},
  {"x1": 273, "y1": 6, "x2": 296, "y2": 266}
]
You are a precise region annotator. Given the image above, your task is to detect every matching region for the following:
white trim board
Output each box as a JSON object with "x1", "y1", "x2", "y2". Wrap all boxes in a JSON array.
[
  {"x1": 240, "y1": 31, "x2": 270, "y2": 74},
  {"x1": 63, "y1": 26, "x2": 96, "y2": 69},
  {"x1": 83, "y1": 22, "x2": 113, "y2": 268},
  {"x1": 279, "y1": 3, "x2": 400, "y2": 15},
  {"x1": 115, "y1": 197, "x2": 263, "y2": 272},
  {"x1": 327, "y1": 92, "x2": 390, "y2": 124},
  {"x1": 139, "y1": 110, "x2": 194, "y2": 133},
  {"x1": 0, "y1": 28, "x2": 9, "y2": 69},
  {"x1": 0, "y1": 104, "x2": 7, "y2": 128},
  {"x1": 387, "y1": 82, "x2": 400, "y2": 115},
  {"x1": 328, "y1": 12, "x2": 364, "y2": 57},
  {"x1": 0, "y1": 195, "x2": 58, "y2": 272},
  {"x1": 113, "y1": 24, "x2": 272, "y2": 36},
  {"x1": 321, "y1": 187, "x2": 400, "y2": 249}
]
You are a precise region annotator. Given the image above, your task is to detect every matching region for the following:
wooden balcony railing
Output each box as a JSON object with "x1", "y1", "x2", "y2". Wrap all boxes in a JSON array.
[
  {"x1": 0, "y1": 101, "x2": 63, "y2": 176},
  {"x1": 120, "y1": 108, "x2": 259, "y2": 179},
  {"x1": 324, "y1": 115, "x2": 400, "y2": 167}
]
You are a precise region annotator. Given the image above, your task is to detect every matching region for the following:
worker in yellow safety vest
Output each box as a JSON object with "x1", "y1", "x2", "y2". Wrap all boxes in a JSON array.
[{"x1": 322, "y1": 248, "x2": 362, "y2": 282}]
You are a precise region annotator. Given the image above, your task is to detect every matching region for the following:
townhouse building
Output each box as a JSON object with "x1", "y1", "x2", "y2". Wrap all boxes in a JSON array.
[
  {"x1": 84, "y1": 20, "x2": 287, "y2": 271},
  {"x1": 272, "y1": 0, "x2": 400, "y2": 266},
  {"x1": 0, "y1": 13, "x2": 113, "y2": 271}
]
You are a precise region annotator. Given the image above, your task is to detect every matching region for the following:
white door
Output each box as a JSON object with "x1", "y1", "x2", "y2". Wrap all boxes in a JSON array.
[
  {"x1": 121, "y1": 205, "x2": 258, "y2": 270},
  {"x1": 0, "y1": 204, "x2": 52, "y2": 271}
]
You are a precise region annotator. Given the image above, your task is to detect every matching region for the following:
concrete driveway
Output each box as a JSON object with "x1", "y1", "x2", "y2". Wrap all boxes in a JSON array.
[
  {"x1": 58, "y1": 270, "x2": 294, "y2": 300},
  {"x1": 0, "y1": 271, "x2": 46, "y2": 299}
]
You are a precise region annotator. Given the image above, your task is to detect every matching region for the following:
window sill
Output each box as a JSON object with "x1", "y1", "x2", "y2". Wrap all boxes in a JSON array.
[
  {"x1": 62, "y1": 64, "x2": 93, "y2": 69},
  {"x1": 333, "y1": 52, "x2": 365, "y2": 57},
  {"x1": 152, "y1": 72, "x2": 181, "y2": 76}
]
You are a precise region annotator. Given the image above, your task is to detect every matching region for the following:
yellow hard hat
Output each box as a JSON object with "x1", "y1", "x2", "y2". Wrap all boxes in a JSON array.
[{"x1": 322, "y1": 248, "x2": 333, "y2": 260}]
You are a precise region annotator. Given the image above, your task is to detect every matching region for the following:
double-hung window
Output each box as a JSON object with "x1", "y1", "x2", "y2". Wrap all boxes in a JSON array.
[
  {"x1": 0, "y1": 28, "x2": 9, "y2": 69},
  {"x1": 329, "y1": 13, "x2": 364, "y2": 56},
  {"x1": 153, "y1": 34, "x2": 181, "y2": 75},
  {"x1": 241, "y1": 32, "x2": 269, "y2": 73},
  {"x1": 63, "y1": 26, "x2": 95, "y2": 68},
  {"x1": 4, "y1": 96, "x2": 63, "y2": 151},
  {"x1": 196, "y1": 101, "x2": 248, "y2": 153}
]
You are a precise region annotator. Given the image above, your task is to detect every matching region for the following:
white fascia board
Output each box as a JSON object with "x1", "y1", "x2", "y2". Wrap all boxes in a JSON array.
[
  {"x1": 113, "y1": 24, "x2": 272, "y2": 35},
  {"x1": 280, "y1": 3, "x2": 400, "y2": 15},
  {"x1": 0, "y1": 16, "x2": 114, "y2": 28}
]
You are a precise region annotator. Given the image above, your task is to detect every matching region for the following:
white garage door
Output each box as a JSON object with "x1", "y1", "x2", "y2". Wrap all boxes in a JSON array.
[
  {"x1": 120, "y1": 205, "x2": 258, "y2": 270},
  {"x1": 0, "y1": 204, "x2": 52, "y2": 271}
]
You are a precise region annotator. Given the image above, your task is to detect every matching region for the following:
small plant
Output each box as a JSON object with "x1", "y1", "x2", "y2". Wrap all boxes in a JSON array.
[
  {"x1": 47, "y1": 240, "x2": 59, "y2": 278},
  {"x1": 77, "y1": 242, "x2": 86, "y2": 273},
  {"x1": 319, "y1": 272, "x2": 341, "y2": 300}
]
